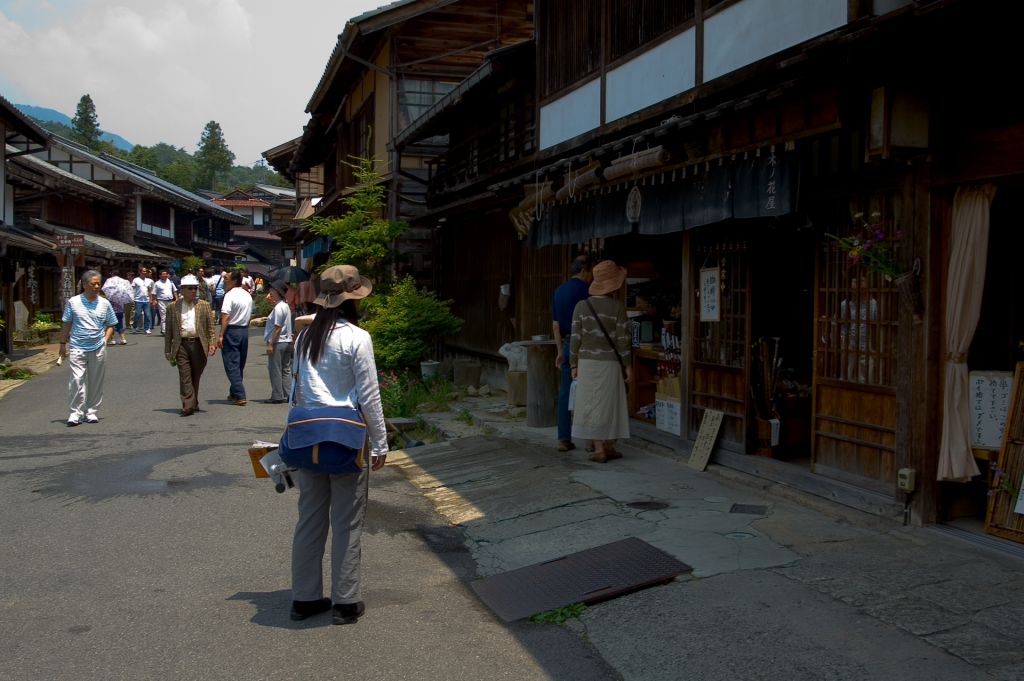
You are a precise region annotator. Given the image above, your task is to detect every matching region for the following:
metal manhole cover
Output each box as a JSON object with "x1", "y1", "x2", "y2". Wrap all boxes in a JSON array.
[
  {"x1": 704, "y1": 496, "x2": 730, "y2": 503},
  {"x1": 725, "y1": 532, "x2": 754, "y2": 540},
  {"x1": 627, "y1": 501, "x2": 670, "y2": 511},
  {"x1": 729, "y1": 504, "x2": 768, "y2": 515},
  {"x1": 470, "y1": 537, "x2": 693, "y2": 621},
  {"x1": 698, "y1": 510, "x2": 722, "y2": 516}
]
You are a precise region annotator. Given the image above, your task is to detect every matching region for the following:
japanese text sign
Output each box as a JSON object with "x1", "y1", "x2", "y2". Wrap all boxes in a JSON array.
[
  {"x1": 969, "y1": 371, "x2": 1013, "y2": 449},
  {"x1": 699, "y1": 267, "x2": 720, "y2": 322}
]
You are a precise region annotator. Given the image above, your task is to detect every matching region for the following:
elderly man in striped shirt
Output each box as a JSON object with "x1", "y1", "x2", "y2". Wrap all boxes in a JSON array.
[{"x1": 59, "y1": 270, "x2": 117, "y2": 426}]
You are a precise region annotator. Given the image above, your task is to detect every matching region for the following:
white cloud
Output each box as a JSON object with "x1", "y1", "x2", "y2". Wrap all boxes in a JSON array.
[{"x1": 0, "y1": 0, "x2": 384, "y2": 165}]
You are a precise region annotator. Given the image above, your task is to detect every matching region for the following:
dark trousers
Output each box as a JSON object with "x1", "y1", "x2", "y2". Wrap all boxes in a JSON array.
[
  {"x1": 558, "y1": 341, "x2": 573, "y2": 441},
  {"x1": 221, "y1": 326, "x2": 248, "y2": 400},
  {"x1": 176, "y1": 338, "x2": 208, "y2": 411}
]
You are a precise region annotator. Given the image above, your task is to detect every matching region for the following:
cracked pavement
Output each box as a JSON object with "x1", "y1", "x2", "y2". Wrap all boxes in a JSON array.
[{"x1": 394, "y1": 397, "x2": 1024, "y2": 680}]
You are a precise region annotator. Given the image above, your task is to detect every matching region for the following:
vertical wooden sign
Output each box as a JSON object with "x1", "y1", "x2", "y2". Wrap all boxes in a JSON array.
[
  {"x1": 688, "y1": 409, "x2": 724, "y2": 471},
  {"x1": 986, "y1": 362, "x2": 1024, "y2": 543},
  {"x1": 699, "y1": 267, "x2": 720, "y2": 322}
]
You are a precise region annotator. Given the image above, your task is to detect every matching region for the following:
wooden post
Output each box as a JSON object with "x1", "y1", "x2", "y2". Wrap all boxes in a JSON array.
[
  {"x1": 526, "y1": 342, "x2": 558, "y2": 428},
  {"x1": 506, "y1": 371, "x2": 528, "y2": 406}
]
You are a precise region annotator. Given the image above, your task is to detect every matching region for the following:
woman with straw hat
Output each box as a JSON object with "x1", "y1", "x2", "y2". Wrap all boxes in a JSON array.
[
  {"x1": 287, "y1": 264, "x2": 388, "y2": 625},
  {"x1": 569, "y1": 260, "x2": 633, "y2": 462}
]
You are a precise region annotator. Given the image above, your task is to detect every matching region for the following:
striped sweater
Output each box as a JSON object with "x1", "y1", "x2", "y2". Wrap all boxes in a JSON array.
[{"x1": 569, "y1": 296, "x2": 632, "y2": 366}]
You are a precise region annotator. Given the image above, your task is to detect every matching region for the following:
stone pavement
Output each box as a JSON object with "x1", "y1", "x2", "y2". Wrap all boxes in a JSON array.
[
  {"x1": 395, "y1": 393, "x2": 1024, "y2": 680},
  {"x1": 0, "y1": 342, "x2": 60, "y2": 400}
]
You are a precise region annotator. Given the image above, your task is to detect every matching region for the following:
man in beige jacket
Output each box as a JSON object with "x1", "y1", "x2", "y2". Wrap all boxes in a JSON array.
[{"x1": 164, "y1": 275, "x2": 216, "y2": 416}]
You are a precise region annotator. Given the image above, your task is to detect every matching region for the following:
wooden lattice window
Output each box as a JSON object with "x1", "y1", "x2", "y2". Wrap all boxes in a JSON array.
[
  {"x1": 815, "y1": 193, "x2": 901, "y2": 388},
  {"x1": 693, "y1": 243, "x2": 748, "y2": 369},
  {"x1": 609, "y1": 0, "x2": 695, "y2": 62}
]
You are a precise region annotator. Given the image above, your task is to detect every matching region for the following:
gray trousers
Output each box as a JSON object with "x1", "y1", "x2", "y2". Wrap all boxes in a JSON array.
[
  {"x1": 268, "y1": 341, "x2": 293, "y2": 401},
  {"x1": 68, "y1": 345, "x2": 106, "y2": 421},
  {"x1": 291, "y1": 465, "x2": 367, "y2": 604}
]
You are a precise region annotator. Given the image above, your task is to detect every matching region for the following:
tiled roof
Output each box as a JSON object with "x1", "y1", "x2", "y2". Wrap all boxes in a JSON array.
[
  {"x1": 29, "y1": 219, "x2": 162, "y2": 258},
  {"x1": 0, "y1": 93, "x2": 49, "y2": 145},
  {"x1": 233, "y1": 230, "x2": 281, "y2": 241},
  {"x1": 7, "y1": 144, "x2": 124, "y2": 204}
]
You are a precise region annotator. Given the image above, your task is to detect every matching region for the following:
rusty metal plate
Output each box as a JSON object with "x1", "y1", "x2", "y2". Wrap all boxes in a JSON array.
[{"x1": 470, "y1": 537, "x2": 692, "y2": 622}]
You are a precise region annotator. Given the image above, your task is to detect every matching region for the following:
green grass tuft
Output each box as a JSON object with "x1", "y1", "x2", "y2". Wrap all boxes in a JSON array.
[{"x1": 528, "y1": 603, "x2": 586, "y2": 624}]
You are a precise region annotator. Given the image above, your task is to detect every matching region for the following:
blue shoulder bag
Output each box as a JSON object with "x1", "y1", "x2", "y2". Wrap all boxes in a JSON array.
[{"x1": 278, "y1": 335, "x2": 366, "y2": 474}]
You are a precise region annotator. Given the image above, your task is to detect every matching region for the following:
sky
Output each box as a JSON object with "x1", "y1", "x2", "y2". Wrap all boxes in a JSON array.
[{"x1": 0, "y1": 0, "x2": 387, "y2": 166}]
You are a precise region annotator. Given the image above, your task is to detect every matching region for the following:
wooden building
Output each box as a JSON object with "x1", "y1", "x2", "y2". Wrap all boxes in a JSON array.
[
  {"x1": 275, "y1": 0, "x2": 534, "y2": 279},
  {"x1": 405, "y1": 0, "x2": 1024, "y2": 534}
]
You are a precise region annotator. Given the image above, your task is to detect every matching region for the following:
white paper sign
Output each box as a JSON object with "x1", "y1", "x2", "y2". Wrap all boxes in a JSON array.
[
  {"x1": 969, "y1": 371, "x2": 1013, "y2": 449},
  {"x1": 699, "y1": 267, "x2": 720, "y2": 322}
]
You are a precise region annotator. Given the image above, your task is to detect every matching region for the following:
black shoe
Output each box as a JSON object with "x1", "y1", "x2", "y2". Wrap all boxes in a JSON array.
[
  {"x1": 290, "y1": 597, "x2": 331, "y2": 621},
  {"x1": 179, "y1": 409, "x2": 193, "y2": 417},
  {"x1": 332, "y1": 601, "x2": 365, "y2": 625},
  {"x1": 264, "y1": 399, "x2": 286, "y2": 404}
]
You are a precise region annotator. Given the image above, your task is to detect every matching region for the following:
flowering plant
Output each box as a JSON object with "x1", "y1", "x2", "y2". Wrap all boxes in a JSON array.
[
  {"x1": 988, "y1": 465, "x2": 1019, "y2": 500},
  {"x1": 378, "y1": 367, "x2": 456, "y2": 418},
  {"x1": 827, "y1": 212, "x2": 906, "y2": 280}
]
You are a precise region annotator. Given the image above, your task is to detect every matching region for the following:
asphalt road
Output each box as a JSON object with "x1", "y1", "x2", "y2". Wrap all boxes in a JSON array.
[{"x1": 0, "y1": 329, "x2": 616, "y2": 680}]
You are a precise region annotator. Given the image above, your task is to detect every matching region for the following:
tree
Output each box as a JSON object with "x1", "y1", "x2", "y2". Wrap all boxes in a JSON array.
[
  {"x1": 362, "y1": 276, "x2": 463, "y2": 370},
  {"x1": 71, "y1": 94, "x2": 101, "y2": 147},
  {"x1": 126, "y1": 144, "x2": 160, "y2": 172},
  {"x1": 305, "y1": 154, "x2": 409, "y2": 284},
  {"x1": 159, "y1": 158, "x2": 198, "y2": 192},
  {"x1": 195, "y1": 121, "x2": 235, "y2": 190}
]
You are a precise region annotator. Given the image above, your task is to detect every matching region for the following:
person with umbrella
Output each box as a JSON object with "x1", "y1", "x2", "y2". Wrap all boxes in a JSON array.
[{"x1": 101, "y1": 268, "x2": 133, "y2": 345}]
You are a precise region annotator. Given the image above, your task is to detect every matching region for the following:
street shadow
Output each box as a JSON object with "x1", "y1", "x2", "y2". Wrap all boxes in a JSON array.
[
  {"x1": 152, "y1": 408, "x2": 184, "y2": 414},
  {"x1": 226, "y1": 589, "x2": 331, "y2": 629}
]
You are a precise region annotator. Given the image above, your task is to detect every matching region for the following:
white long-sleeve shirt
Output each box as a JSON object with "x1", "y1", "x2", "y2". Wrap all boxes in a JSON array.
[{"x1": 292, "y1": 321, "x2": 388, "y2": 460}]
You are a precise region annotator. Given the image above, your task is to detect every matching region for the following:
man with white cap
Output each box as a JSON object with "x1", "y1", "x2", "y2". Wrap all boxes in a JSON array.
[{"x1": 164, "y1": 275, "x2": 216, "y2": 416}]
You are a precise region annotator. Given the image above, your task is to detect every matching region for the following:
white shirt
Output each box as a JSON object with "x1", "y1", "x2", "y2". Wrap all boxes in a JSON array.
[
  {"x1": 292, "y1": 321, "x2": 387, "y2": 459},
  {"x1": 179, "y1": 298, "x2": 197, "y2": 336},
  {"x1": 153, "y1": 279, "x2": 177, "y2": 301},
  {"x1": 131, "y1": 277, "x2": 150, "y2": 303},
  {"x1": 221, "y1": 287, "x2": 252, "y2": 326},
  {"x1": 264, "y1": 300, "x2": 292, "y2": 343},
  {"x1": 242, "y1": 276, "x2": 255, "y2": 293}
]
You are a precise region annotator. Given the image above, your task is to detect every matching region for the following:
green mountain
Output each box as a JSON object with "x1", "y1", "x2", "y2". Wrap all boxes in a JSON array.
[{"x1": 16, "y1": 103, "x2": 133, "y2": 150}]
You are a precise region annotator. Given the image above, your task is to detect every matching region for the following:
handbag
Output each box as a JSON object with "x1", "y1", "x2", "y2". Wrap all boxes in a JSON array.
[
  {"x1": 278, "y1": 337, "x2": 366, "y2": 474},
  {"x1": 278, "y1": 405, "x2": 366, "y2": 474},
  {"x1": 584, "y1": 298, "x2": 628, "y2": 381}
]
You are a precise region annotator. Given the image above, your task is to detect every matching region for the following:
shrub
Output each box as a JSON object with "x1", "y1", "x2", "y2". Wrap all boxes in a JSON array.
[
  {"x1": 378, "y1": 368, "x2": 456, "y2": 418},
  {"x1": 253, "y1": 294, "x2": 275, "y2": 318},
  {"x1": 31, "y1": 312, "x2": 56, "y2": 329},
  {"x1": 363, "y1": 276, "x2": 463, "y2": 371},
  {"x1": 181, "y1": 256, "x2": 205, "y2": 273}
]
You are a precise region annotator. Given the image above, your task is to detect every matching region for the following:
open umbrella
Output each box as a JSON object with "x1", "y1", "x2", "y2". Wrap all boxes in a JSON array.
[
  {"x1": 102, "y1": 278, "x2": 133, "y2": 310},
  {"x1": 274, "y1": 266, "x2": 310, "y2": 283}
]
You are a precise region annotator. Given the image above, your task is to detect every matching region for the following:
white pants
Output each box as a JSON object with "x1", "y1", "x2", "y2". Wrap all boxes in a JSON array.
[
  {"x1": 157, "y1": 300, "x2": 170, "y2": 334},
  {"x1": 68, "y1": 345, "x2": 106, "y2": 421}
]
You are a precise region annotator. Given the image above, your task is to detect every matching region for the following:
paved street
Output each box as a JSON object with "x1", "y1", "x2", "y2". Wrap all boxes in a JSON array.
[{"x1": 0, "y1": 330, "x2": 615, "y2": 681}]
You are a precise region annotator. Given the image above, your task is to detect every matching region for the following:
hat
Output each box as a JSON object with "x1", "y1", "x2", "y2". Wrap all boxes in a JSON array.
[
  {"x1": 270, "y1": 279, "x2": 289, "y2": 298},
  {"x1": 315, "y1": 265, "x2": 372, "y2": 308},
  {"x1": 589, "y1": 260, "x2": 627, "y2": 296},
  {"x1": 179, "y1": 275, "x2": 200, "y2": 286}
]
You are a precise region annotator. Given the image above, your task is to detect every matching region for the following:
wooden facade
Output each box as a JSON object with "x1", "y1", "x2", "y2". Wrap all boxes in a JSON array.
[{"x1": 397, "y1": 0, "x2": 1024, "y2": 532}]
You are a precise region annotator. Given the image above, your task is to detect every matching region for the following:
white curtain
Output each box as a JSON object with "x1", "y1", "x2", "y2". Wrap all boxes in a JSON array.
[{"x1": 937, "y1": 184, "x2": 997, "y2": 482}]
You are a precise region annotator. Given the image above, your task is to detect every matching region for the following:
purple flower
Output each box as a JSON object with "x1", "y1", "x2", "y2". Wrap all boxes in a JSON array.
[
  {"x1": 862, "y1": 256, "x2": 870, "y2": 264},
  {"x1": 875, "y1": 231, "x2": 885, "y2": 239},
  {"x1": 864, "y1": 240, "x2": 872, "y2": 249},
  {"x1": 896, "y1": 230, "x2": 903, "y2": 238}
]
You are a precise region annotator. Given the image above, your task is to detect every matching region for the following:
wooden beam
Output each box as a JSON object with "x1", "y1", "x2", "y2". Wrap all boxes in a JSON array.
[{"x1": 357, "y1": 0, "x2": 462, "y2": 34}]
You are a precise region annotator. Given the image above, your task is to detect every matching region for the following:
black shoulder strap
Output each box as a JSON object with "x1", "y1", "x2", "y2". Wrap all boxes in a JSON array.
[{"x1": 584, "y1": 298, "x2": 624, "y2": 369}]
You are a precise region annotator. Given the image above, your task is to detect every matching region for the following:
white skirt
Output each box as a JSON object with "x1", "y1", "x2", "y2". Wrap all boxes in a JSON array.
[{"x1": 572, "y1": 359, "x2": 630, "y2": 441}]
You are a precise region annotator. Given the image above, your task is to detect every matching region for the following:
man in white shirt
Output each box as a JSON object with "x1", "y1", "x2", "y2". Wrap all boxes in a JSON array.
[
  {"x1": 241, "y1": 269, "x2": 255, "y2": 295},
  {"x1": 217, "y1": 270, "x2": 253, "y2": 405},
  {"x1": 152, "y1": 269, "x2": 178, "y2": 336},
  {"x1": 131, "y1": 269, "x2": 154, "y2": 335},
  {"x1": 264, "y1": 280, "x2": 293, "y2": 403},
  {"x1": 59, "y1": 270, "x2": 117, "y2": 425}
]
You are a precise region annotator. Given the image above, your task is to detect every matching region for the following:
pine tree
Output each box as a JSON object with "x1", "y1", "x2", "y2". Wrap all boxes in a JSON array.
[
  {"x1": 195, "y1": 121, "x2": 235, "y2": 189},
  {"x1": 70, "y1": 94, "x2": 101, "y2": 147}
]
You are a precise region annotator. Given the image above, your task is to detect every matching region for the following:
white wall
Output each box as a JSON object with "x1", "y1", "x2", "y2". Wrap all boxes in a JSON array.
[
  {"x1": 3, "y1": 182, "x2": 13, "y2": 224},
  {"x1": 1, "y1": 121, "x2": 6, "y2": 223},
  {"x1": 539, "y1": 79, "x2": 602, "y2": 150},
  {"x1": 606, "y1": 28, "x2": 696, "y2": 123},
  {"x1": 704, "y1": 0, "x2": 846, "y2": 82}
]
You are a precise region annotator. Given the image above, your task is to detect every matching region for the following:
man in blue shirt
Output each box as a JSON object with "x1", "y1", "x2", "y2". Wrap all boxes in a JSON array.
[
  {"x1": 59, "y1": 270, "x2": 117, "y2": 426},
  {"x1": 551, "y1": 255, "x2": 594, "y2": 451}
]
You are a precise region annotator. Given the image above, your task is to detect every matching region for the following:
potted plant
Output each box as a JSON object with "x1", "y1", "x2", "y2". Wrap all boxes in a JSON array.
[{"x1": 828, "y1": 212, "x2": 921, "y2": 324}]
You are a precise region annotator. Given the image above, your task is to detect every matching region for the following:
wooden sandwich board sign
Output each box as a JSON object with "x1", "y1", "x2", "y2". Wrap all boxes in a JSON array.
[
  {"x1": 986, "y1": 361, "x2": 1024, "y2": 544},
  {"x1": 688, "y1": 409, "x2": 724, "y2": 471}
]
